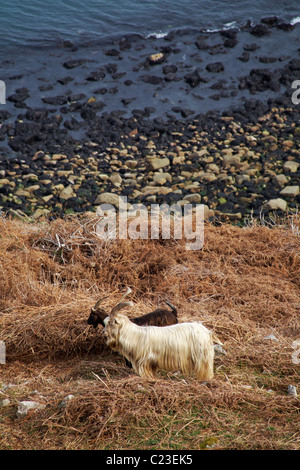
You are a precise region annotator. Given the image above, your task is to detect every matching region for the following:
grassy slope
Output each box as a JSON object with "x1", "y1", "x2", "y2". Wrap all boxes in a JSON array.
[{"x1": 0, "y1": 214, "x2": 299, "y2": 450}]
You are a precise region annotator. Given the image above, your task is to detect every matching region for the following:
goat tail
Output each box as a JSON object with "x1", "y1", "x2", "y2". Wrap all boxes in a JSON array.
[{"x1": 165, "y1": 301, "x2": 178, "y2": 316}]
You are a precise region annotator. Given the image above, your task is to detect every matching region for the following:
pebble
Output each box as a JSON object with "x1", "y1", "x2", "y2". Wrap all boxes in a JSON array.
[
  {"x1": 1, "y1": 93, "x2": 299, "y2": 224},
  {"x1": 183, "y1": 194, "x2": 202, "y2": 204},
  {"x1": 149, "y1": 53, "x2": 165, "y2": 65},
  {"x1": 59, "y1": 185, "x2": 76, "y2": 200},
  {"x1": 153, "y1": 172, "x2": 172, "y2": 185},
  {"x1": 58, "y1": 394, "x2": 74, "y2": 409},
  {"x1": 214, "y1": 344, "x2": 226, "y2": 355},
  {"x1": 263, "y1": 334, "x2": 278, "y2": 341},
  {"x1": 287, "y1": 385, "x2": 297, "y2": 397},
  {"x1": 32, "y1": 208, "x2": 51, "y2": 219},
  {"x1": 1, "y1": 399, "x2": 10, "y2": 407},
  {"x1": 262, "y1": 199, "x2": 287, "y2": 212},
  {"x1": 222, "y1": 154, "x2": 241, "y2": 167},
  {"x1": 94, "y1": 192, "x2": 121, "y2": 207},
  {"x1": 147, "y1": 157, "x2": 170, "y2": 171},
  {"x1": 273, "y1": 174, "x2": 288, "y2": 187},
  {"x1": 109, "y1": 173, "x2": 123, "y2": 185},
  {"x1": 283, "y1": 161, "x2": 299, "y2": 173},
  {"x1": 279, "y1": 186, "x2": 299, "y2": 198},
  {"x1": 16, "y1": 400, "x2": 46, "y2": 418}
]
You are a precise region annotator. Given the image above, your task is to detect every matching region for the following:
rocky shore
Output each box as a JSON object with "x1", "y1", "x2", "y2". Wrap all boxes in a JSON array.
[{"x1": 0, "y1": 18, "x2": 299, "y2": 223}]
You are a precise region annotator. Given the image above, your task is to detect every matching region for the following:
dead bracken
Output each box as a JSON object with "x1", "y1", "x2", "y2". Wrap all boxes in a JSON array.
[{"x1": 0, "y1": 213, "x2": 299, "y2": 450}]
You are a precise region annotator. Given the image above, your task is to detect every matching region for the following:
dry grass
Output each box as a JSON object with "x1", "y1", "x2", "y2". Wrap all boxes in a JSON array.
[{"x1": 0, "y1": 213, "x2": 299, "y2": 450}]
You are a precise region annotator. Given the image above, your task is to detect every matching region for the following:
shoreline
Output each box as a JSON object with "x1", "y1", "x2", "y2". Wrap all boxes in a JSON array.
[{"x1": 0, "y1": 19, "x2": 299, "y2": 223}]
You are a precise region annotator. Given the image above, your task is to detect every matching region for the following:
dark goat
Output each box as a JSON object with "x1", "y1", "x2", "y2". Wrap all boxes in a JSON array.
[
  {"x1": 87, "y1": 288, "x2": 178, "y2": 368},
  {"x1": 87, "y1": 288, "x2": 178, "y2": 329}
]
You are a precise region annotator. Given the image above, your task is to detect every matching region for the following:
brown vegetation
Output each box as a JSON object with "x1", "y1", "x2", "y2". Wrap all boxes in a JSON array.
[{"x1": 0, "y1": 214, "x2": 299, "y2": 450}]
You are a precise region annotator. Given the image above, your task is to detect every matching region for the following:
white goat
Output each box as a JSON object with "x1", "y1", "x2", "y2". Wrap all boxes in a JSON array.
[{"x1": 104, "y1": 302, "x2": 221, "y2": 380}]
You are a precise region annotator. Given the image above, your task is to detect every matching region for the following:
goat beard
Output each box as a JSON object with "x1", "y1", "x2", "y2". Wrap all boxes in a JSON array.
[{"x1": 104, "y1": 321, "x2": 122, "y2": 350}]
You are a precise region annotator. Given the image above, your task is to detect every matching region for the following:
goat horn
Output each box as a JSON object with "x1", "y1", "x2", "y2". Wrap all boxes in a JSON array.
[
  {"x1": 118, "y1": 286, "x2": 132, "y2": 302},
  {"x1": 110, "y1": 301, "x2": 134, "y2": 316},
  {"x1": 91, "y1": 294, "x2": 110, "y2": 312}
]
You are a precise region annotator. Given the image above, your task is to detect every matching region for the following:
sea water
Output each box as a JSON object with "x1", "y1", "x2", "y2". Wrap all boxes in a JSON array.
[{"x1": 0, "y1": 0, "x2": 299, "y2": 48}]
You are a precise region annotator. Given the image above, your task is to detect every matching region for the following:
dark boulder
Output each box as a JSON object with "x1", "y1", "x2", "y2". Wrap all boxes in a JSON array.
[
  {"x1": 184, "y1": 70, "x2": 203, "y2": 88},
  {"x1": 63, "y1": 58, "x2": 88, "y2": 69},
  {"x1": 206, "y1": 62, "x2": 224, "y2": 73},
  {"x1": 140, "y1": 75, "x2": 164, "y2": 85},
  {"x1": 250, "y1": 24, "x2": 270, "y2": 36},
  {"x1": 42, "y1": 95, "x2": 68, "y2": 106}
]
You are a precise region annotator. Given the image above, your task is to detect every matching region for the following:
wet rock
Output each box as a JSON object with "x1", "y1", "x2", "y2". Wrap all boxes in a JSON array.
[
  {"x1": 25, "y1": 108, "x2": 49, "y2": 121},
  {"x1": 64, "y1": 117, "x2": 83, "y2": 130},
  {"x1": 86, "y1": 69, "x2": 106, "y2": 81},
  {"x1": 259, "y1": 56, "x2": 277, "y2": 64},
  {"x1": 57, "y1": 76, "x2": 73, "y2": 85},
  {"x1": 162, "y1": 64, "x2": 178, "y2": 75},
  {"x1": 7, "y1": 88, "x2": 30, "y2": 103},
  {"x1": 105, "y1": 48, "x2": 120, "y2": 57},
  {"x1": 105, "y1": 63, "x2": 118, "y2": 74},
  {"x1": 149, "y1": 53, "x2": 166, "y2": 65},
  {"x1": 223, "y1": 38, "x2": 238, "y2": 48},
  {"x1": 80, "y1": 105, "x2": 96, "y2": 121},
  {"x1": 239, "y1": 69, "x2": 281, "y2": 94},
  {"x1": 63, "y1": 58, "x2": 88, "y2": 69},
  {"x1": 250, "y1": 24, "x2": 270, "y2": 37},
  {"x1": 206, "y1": 62, "x2": 224, "y2": 73},
  {"x1": 277, "y1": 22, "x2": 295, "y2": 31},
  {"x1": 195, "y1": 38, "x2": 210, "y2": 50},
  {"x1": 42, "y1": 95, "x2": 68, "y2": 106},
  {"x1": 119, "y1": 37, "x2": 131, "y2": 51},
  {"x1": 244, "y1": 43, "x2": 259, "y2": 51},
  {"x1": 140, "y1": 75, "x2": 164, "y2": 85},
  {"x1": 39, "y1": 84, "x2": 54, "y2": 92},
  {"x1": 0, "y1": 110, "x2": 11, "y2": 121},
  {"x1": 239, "y1": 52, "x2": 250, "y2": 62},
  {"x1": 61, "y1": 39, "x2": 76, "y2": 49},
  {"x1": 184, "y1": 70, "x2": 202, "y2": 88},
  {"x1": 261, "y1": 16, "x2": 279, "y2": 26}
]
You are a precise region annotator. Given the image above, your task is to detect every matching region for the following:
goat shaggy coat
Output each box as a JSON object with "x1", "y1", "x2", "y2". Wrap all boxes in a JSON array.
[{"x1": 104, "y1": 313, "x2": 219, "y2": 380}]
